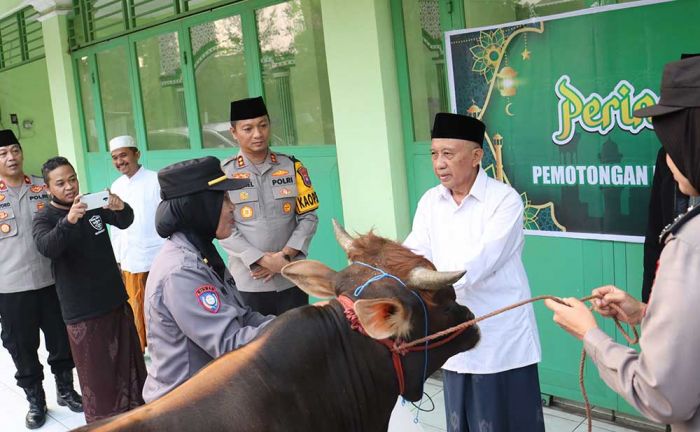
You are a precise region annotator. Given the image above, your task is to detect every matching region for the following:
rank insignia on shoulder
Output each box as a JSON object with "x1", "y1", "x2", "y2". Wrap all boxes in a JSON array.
[
  {"x1": 30, "y1": 185, "x2": 43, "y2": 193},
  {"x1": 237, "y1": 155, "x2": 245, "y2": 168},
  {"x1": 270, "y1": 153, "x2": 278, "y2": 164},
  {"x1": 272, "y1": 169, "x2": 289, "y2": 177},
  {"x1": 0, "y1": 181, "x2": 5, "y2": 191},
  {"x1": 23, "y1": 176, "x2": 31, "y2": 184},
  {"x1": 240, "y1": 205, "x2": 254, "y2": 219},
  {"x1": 232, "y1": 172, "x2": 250, "y2": 179},
  {"x1": 0, "y1": 194, "x2": 5, "y2": 202},
  {"x1": 195, "y1": 285, "x2": 220, "y2": 314}
]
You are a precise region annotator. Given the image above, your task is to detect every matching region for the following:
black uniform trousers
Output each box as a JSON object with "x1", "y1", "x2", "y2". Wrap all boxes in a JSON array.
[
  {"x1": 240, "y1": 286, "x2": 308, "y2": 316},
  {"x1": 0, "y1": 285, "x2": 74, "y2": 389}
]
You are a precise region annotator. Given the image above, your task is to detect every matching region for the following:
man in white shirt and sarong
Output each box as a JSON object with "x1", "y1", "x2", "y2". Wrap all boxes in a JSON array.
[
  {"x1": 109, "y1": 135, "x2": 164, "y2": 353},
  {"x1": 404, "y1": 113, "x2": 543, "y2": 432}
]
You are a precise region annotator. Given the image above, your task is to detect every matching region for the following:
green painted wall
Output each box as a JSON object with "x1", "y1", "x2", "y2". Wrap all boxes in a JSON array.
[
  {"x1": 322, "y1": 0, "x2": 410, "y2": 239},
  {"x1": 0, "y1": 58, "x2": 58, "y2": 175},
  {"x1": 0, "y1": 0, "x2": 25, "y2": 15}
]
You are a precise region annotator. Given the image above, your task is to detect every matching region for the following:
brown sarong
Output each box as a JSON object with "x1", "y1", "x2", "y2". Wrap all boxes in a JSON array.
[
  {"x1": 66, "y1": 303, "x2": 146, "y2": 424},
  {"x1": 122, "y1": 270, "x2": 148, "y2": 352}
]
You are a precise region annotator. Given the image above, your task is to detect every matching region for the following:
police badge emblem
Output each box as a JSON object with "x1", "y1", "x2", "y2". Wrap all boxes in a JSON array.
[{"x1": 195, "y1": 285, "x2": 220, "y2": 314}]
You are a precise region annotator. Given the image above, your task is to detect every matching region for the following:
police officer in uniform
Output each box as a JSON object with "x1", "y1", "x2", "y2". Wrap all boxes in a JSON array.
[
  {"x1": 0, "y1": 129, "x2": 82, "y2": 429},
  {"x1": 220, "y1": 97, "x2": 319, "y2": 316},
  {"x1": 143, "y1": 156, "x2": 273, "y2": 402}
]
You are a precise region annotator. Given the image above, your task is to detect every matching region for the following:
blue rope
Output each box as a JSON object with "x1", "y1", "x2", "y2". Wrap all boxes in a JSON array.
[
  {"x1": 352, "y1": 261, "x2": 406, "y2": 296},
  {"x1": 351, "y1": 261, "x2": 430, "y2": 423}
]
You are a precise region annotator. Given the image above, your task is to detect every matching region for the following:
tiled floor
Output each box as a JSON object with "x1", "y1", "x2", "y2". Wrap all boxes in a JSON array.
[{"x1": 0, "y1": 339, "x2": 647, "y2": 431}]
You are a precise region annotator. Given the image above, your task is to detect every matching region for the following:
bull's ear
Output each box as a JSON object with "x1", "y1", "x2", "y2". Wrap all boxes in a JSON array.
[
  {"x1": 354, "y1": 298, "x2": 411, "y2": 340},
  {"x1": 281, "y1": 260, "x2": 337, "y2": 299}
]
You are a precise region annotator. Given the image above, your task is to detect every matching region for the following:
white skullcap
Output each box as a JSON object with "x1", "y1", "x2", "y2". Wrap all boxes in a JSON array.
[{"x1": 109, "y1": 135, "x2": 137, "y2": 153}]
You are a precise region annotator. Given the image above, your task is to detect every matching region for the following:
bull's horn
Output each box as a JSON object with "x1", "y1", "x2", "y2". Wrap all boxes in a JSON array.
[
  {"x1": 332, "y1": 219, "x2": 354, "y2": 253},
  {"x1": 406, "y1": 267, "x2": 466, "y2": 290}
]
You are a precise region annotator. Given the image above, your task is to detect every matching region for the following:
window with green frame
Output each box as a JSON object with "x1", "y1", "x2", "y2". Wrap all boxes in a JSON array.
[
  {"x1": 399, "y1": 0, "x2": 640, "y2": 144},
  {"x1": 0, "y1": 7, "x2": 44, "y2": 71},
  {"x1": 73, "y1": 0, "x2": 335, "y2": 153}
]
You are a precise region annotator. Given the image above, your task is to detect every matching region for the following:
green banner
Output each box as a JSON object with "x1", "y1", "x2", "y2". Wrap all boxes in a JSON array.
[{"x1": 446, "y1": 0, "x2": 698, "y2": 242}]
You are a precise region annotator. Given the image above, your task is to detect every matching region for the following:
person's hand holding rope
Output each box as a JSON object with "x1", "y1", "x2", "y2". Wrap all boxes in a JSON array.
[
  {"x1": 590, "y1": 285, "x2": 646, "y2": 325},
  {"x1": 544, "y1": 297, "x2": 598, "y2": 340}
]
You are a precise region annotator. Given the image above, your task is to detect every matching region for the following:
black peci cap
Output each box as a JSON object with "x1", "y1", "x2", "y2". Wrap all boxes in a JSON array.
[
  {"x1": 634, "y1": 56, "x2": 700, "y2": 118},
  {"x1": 158, "y1": 156, "x2": 251, "y2": 200},
  {"x1": 230, "y1": 96, "x2": 268, "y2": 122},
  {"x1": 0, "y1": 129, "x2": 20, "y2": 148},
  {"x1": 431, "y1": 113, "x2": 486, "y2": 146}
]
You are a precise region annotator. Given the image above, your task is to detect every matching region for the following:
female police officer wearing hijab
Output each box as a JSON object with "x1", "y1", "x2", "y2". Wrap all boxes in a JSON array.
[
  {"x1": 545, "y1": 55, "x2": 700, "y2": 430},
  {"x1": 143, "y1": 156, "x2": 273, "y2": 402}
]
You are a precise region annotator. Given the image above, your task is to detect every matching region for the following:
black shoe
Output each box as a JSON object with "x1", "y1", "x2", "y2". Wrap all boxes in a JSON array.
[
  {"x1": 55, "y1": 370, "x2": 83, "y2": 413},
  {"x1": 23, "y1": 384, "x2": 47, "y2": 429}
]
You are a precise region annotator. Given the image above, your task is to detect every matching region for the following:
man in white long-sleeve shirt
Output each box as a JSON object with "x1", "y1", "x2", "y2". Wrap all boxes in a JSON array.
[
  {"x1": 110, "y1": 135, "x2": 164, "y2": 353},
  {"x1": 404, "y1": 113, "x2": 543, "y2": 432}
]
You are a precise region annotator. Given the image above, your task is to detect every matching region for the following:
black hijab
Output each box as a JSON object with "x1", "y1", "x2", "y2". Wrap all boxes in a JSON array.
[
  {"x1": 653, "y1": 108, "x2": 700, "y2": 192},
  {"x1": 156, "y1": 190, "x2": 227, "y2": 281}
]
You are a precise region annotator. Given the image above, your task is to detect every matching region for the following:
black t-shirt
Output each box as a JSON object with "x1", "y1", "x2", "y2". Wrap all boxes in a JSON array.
[{"x1": 32, "y1": 203, "x2": 133, "y2": 324}]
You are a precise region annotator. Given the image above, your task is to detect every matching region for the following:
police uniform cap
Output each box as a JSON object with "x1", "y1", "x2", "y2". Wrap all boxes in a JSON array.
[
  {"x1": 431, "y1": 113, "x2": 485, "y2": 147},
  {"x1": 158, "y1": 156, "x2": 251, "y2": 200},
  {"x1": 0, "y1": 129, "x2": 20, "y2": 148},
  {"x1": 230, "y1": 96, "x2": 268, "y2": 122}
]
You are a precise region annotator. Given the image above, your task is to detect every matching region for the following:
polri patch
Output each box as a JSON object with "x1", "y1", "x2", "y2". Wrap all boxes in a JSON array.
[{"x1": 195, "y1": 285, "x2": 220, "y2": 314}]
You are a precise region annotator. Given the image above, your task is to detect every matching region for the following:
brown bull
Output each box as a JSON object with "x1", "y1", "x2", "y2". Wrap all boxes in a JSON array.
[{"x1": 73, "y1": 221, "x2": 480, "y2": 431}]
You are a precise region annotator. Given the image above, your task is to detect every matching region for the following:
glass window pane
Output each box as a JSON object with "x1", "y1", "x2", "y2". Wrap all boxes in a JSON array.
[
  {"x1": 256, "y1": 0, "x2": 335, "y2": 146},
  {"x1": 92, "y1": 0, "x2": 127, "y2": 41},
  {"x1": 402, "y1": 0, "x2": 448, "y2": 142},
  {"x1": 97, "y1": 46, "x2": 136, "y2": 146},
  {"x1": 191, "y1": 15, "x2": 245, "y2": 149},
  {"x1": 137, "y1": 32, "x2": 190, "y2": 150},
  {"x1": 77, "y1": 56, "x2": 100, "y2": 152}
]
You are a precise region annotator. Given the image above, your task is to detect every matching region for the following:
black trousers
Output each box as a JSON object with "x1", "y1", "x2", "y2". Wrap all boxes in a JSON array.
[
  {"x1": 0, "y1": 285, "x2": 74, "y2": 388},
  {"x1": 240, "y1": 286, "x2": 308, "y2": 316}
]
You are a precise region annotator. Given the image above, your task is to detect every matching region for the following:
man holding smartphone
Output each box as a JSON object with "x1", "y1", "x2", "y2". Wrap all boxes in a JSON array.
[
  {"x1": 0, "y1": 130, "x2": 82, "y2": 429},
  {"x1": 32, "y1": 156, "x2": 146, "y2": 424}
]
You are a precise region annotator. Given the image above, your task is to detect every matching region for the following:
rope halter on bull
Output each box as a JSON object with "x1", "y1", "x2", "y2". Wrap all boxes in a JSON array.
[
  {"x1": 337, "y1": 262, "x2": 640, "y2": 432},
  {"x1": 337, "y1": 261, "x2": 432, "y2": 404}
]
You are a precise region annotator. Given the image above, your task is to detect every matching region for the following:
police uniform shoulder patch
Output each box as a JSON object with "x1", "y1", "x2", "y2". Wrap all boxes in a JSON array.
[
  {"x1": 195, "y1": 285, "x2": 221, "y2": 314},
  {"x1": 292, "y1": 157, "x2": 319, "y2": 214}
]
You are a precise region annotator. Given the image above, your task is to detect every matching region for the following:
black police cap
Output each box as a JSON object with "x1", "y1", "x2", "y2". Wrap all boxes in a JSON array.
[
  {"x1": 230, "y1": 96, "x2": 268, "y2": 122},
  {"x1": 0, "y1": 129, "x2": 20, "y2": 148},
  {"x1": 431, "y1": 113, "x2": 486, "y2": 147},
  {"x1": 158, "y1": 156, "x2": 251, "y2": 200}
]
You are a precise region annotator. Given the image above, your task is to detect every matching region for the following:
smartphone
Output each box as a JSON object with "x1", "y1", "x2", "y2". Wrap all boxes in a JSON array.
[{"x1": 80, "y1": 190, "x2": 110, "y2": 211}]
